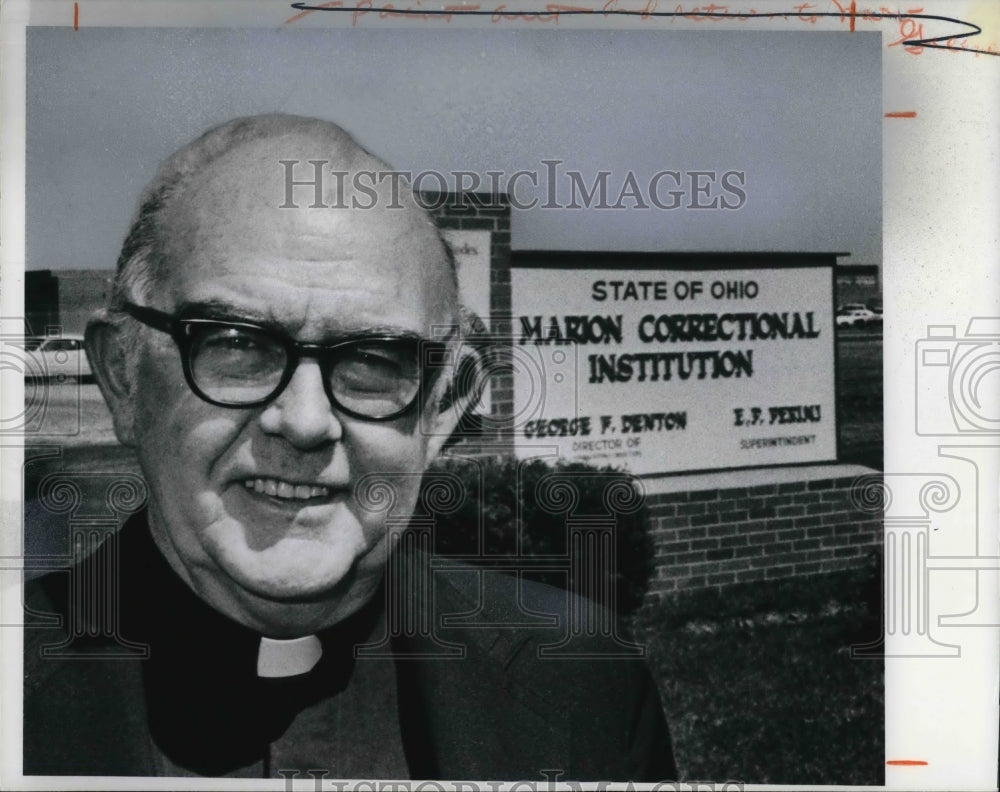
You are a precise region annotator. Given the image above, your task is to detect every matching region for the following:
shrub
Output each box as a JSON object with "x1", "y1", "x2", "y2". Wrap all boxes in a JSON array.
[{"x1": 415, "y1": 456, "x2": 655, "y2": 616}]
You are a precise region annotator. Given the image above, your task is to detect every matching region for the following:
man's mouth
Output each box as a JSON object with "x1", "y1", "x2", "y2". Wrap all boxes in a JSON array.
[{"x1": 243, "y1": 477, "x2": 332, "y2": 501}]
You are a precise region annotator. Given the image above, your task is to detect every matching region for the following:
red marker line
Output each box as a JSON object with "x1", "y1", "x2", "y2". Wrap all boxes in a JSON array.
[
  {"x1": 884, "y1": 111, "x2": 917, "y2": 118},
  {"x1": 887, "y1": 760, "x2": 928, "y2": 766},
  {"x1": 73, "y1": 2, "x2": 78, "y2": 30},
  {"x1": 849, "y1": 0, "x2": 856, "y2": 32},
  {"x1": 285, "y1": 0, "x2": 341, "y2": 25}
]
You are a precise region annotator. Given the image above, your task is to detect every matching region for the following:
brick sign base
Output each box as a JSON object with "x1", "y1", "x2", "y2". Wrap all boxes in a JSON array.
[{"x1": 644, "y1": 464, "x2": 882, "y2": 595}]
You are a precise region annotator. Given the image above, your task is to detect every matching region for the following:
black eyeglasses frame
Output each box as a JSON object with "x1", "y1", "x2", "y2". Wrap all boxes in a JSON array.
[{"x1": 118, "y1": 301, "x2": 452, "y2": 421}]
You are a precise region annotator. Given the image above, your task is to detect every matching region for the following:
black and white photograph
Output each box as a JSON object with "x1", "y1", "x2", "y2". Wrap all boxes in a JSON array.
[{"x1": 1, "y1": 2, "x2": 997, "y2": 790}]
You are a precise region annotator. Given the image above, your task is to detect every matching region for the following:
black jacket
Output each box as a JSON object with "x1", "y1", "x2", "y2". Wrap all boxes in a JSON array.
[{"x1": 23, "y1": 511, "x2": 676, "y2": 780}]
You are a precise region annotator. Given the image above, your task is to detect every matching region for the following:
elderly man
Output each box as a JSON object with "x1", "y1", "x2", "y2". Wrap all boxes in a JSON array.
[{"x1": 23, "y1": 114, "x2": 675, "y2": 780}]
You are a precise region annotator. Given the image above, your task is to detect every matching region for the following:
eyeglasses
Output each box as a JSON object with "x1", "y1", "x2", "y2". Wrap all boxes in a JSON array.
[{"x1": 120, "y1": 302, "x2": 451, "y2": 421}]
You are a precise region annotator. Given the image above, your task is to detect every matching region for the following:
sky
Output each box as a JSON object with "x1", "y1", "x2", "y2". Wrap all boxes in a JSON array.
[{"x1": 25, "y1": 27, "x2": 880, "y2": 271}]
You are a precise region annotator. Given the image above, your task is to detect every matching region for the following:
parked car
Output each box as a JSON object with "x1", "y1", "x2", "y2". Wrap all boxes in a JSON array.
[
  {"x1": 22, "y1": 335, "x2": 93, "y2": 382},
  {"x1": 835, "y1": 308, "x2": 881, "y2": 329},
  {"x1": 19, "y1": 336, "x2": 45, "y2": 352}
]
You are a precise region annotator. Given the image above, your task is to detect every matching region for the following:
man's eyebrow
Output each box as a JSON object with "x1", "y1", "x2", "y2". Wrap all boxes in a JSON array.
[
  {"x1": 174, "y1": 299, "x2": 271, "y2": 324},
  {"x1": 352, "y1": 325, "x2": 423, "y2": 339},
  {"x1": 173, "y1": 300, "x2": 452, "y2": 341}
]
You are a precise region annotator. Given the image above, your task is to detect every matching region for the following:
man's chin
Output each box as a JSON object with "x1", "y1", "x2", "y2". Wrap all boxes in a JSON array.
[
  {"x1": 216, "y1": 528, "x2": 392, "y2": 606},
  {"x1": 224, "y1": 551, "x2": 361, "y2": 604}
]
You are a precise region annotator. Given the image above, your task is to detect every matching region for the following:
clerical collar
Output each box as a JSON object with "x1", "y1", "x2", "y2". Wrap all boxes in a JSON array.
[
  {"x1": 111, "y1": 510, "x2": 388, "y2": 775},
  {"x1": 257, "y1": 634, "x2": 323, "y2": 678}
]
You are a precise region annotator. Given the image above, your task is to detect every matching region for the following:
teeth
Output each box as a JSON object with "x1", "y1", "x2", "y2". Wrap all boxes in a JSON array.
[{"x1": 244, "y1": 478, "x2": 331, "y2": 500}]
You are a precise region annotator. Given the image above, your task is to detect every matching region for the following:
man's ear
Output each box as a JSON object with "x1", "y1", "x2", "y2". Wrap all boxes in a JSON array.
[
  {"x1": 84, "y1": 317, "x2": 138, "y2": 447},
  {"x1": 422, "y1": 342, "x2": 488, "y2": 462}
]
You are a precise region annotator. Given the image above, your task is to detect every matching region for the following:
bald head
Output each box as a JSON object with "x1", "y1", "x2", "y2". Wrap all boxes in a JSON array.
[{"x1": 112, "y1": 114, "x2": 457, "y2": 312}]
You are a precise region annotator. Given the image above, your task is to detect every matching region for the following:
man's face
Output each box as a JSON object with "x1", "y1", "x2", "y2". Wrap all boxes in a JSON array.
[{"x1": 118, "y1": 137, "x2": 458, "y2": 631}]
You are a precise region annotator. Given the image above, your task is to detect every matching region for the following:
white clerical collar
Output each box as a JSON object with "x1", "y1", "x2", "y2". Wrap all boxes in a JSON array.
[{"x1": 256, "y1": 634, "x2": 323, "y2": 678}]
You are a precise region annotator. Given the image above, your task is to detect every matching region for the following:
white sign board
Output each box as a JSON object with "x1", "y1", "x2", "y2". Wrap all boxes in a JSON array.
[{"x1": 510, "y1": 259, "x2": 836, "y2": 475}]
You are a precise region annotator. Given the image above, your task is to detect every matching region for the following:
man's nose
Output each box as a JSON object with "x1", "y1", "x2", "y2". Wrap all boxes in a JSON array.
[{"x1": 258, "y1": 360, "x2": 343, "y2": 448}]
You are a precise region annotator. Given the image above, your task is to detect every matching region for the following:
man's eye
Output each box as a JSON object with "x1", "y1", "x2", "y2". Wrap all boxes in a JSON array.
[
  {"x1": 336, "y1": 346, "x2": 417, "y2": 386},
  {"x1": 358, "y1": 349, "x2": 404, "y2": 371},
  {"x1": 201, "y1": 329, "x2": 264, "y2": 351}
]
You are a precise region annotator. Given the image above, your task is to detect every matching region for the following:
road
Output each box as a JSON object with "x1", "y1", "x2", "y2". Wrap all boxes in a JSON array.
[{"x1": 21, "y1": 381, "x2": 116, "y2": 446}]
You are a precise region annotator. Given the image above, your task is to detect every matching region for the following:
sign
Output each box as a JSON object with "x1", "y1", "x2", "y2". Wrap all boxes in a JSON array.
[
  {"x1": 510, "y1": 254, "x2": 837, "y2": 475},
  {"x1": 441, "y1": 229, "x2": 491, "y2": 326},
  {"x1": 441, "y1": 229, "x2": 492, "y2": 416}
]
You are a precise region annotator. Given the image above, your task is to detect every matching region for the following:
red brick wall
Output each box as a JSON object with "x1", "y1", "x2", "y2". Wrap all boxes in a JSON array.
[
  {"x1": 424, "y1": 192, "x2": 511, "y2": 306},
  {"x1": 646, "y1": 472, "x2": 882, "y2": 595}
]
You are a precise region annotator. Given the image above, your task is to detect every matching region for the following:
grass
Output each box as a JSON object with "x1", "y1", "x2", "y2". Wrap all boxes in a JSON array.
[{"x1": 633, "y1": 566, "x2": 884, "y2": 785}]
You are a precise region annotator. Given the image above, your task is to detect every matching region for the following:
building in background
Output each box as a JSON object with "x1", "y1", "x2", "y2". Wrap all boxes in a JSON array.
[{"x1": 24, "y1": 269, "x2": 111, "y2": 336}]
